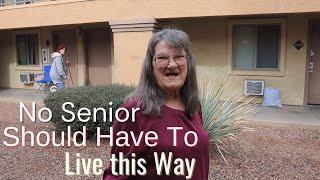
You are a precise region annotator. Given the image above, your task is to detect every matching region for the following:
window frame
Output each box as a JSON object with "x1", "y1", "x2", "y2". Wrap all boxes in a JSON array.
[
  {"x1": 227, "y1": 19, "x2": 286, "y2": 77},
  {"x1": 13, "y1": 30, "x2": 42, "y2": 71}
]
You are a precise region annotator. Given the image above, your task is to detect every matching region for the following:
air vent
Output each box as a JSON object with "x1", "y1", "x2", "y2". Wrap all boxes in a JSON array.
[
  {"x1": 19, "y1": 73, "x2": 35, "y2": 84},
  {"x1": 244, "y1": 80, "x2": 264, "y2": 96}
]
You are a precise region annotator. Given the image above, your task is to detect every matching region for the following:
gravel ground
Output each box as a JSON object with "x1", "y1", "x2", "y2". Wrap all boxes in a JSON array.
[{"x1": 0, "y1": 102, "x2": 319, "y2": 180}]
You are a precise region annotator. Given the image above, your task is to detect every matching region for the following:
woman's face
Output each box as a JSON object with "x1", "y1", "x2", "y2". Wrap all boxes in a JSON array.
[
  {"x1": 59, "y1": 48, "x2": 66, "y2": 55},
  {"x1": 152, "y1": 40, "x2": 188, "y2": 94}
]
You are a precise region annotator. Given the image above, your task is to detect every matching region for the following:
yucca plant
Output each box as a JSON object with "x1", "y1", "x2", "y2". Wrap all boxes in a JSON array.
[{"x1": 199, "y1": 74, "x2": 257, "y2": 164}]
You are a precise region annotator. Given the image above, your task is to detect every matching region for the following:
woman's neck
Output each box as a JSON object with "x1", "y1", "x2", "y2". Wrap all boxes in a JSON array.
[{"x1": 165, "y1": 93, "x2": 185, "y2": 111}]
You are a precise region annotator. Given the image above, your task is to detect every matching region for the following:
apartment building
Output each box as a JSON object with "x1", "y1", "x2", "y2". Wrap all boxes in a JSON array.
[{"x1": 0, "y1": 0, "x2": 320, "y2": 105}]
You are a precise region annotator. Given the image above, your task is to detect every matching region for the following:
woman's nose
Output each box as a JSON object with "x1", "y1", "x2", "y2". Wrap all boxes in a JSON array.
[{"x1": 167, "y1": 58, "x2": 178, "y2": 68}]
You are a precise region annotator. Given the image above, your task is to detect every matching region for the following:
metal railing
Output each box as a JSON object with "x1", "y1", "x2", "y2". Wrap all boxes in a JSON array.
[{"x1": 0, "y1": 0, "x2": 55, "y2": 7}]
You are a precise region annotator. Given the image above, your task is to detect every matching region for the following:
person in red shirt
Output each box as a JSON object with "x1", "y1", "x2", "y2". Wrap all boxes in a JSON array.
[{"x1": 104, "y1": 29, "x2": 209, "y2": 180}]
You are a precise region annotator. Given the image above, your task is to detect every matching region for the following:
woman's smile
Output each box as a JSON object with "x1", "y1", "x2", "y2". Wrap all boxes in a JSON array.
[
  {"x1": 164, "y1": 71, "x2": 179, "y2": 77},
  {"x1": 163, "y1": 69, "x2": 181, "y2": 79},
  {"x1": 153, "y1": 40, "x2": 188, "y2": 93}
]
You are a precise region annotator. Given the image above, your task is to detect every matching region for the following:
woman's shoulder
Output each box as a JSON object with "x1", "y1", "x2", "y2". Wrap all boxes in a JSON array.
[
  {"x1": 51, "y1": 52, "x2": 61, "y2": 59},
  {"x1": 119, "y1": 98, "x2": 147, "y2": 120},
  {"x1": 52, "y1": 56, "x2": 62, "y2": 63},
  {"x1": 121, "y1": 98, "x2": 141, "y2": 110},
  {"x1": 112, "y1": 99, "x2": 150, "y2": 131}
]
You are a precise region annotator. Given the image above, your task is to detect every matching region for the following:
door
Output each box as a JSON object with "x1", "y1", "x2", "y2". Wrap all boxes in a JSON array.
[
  {"x1": 308, "y1": 22, "x2": 320, "y2": 104},
  {"x1": 85, "y1": 28, "x2": 112, "y2": 85},
  {"x1": 52, "y1": 30, "x2": 78, "y2": 88},
  {"x1": 0, "y1": 31, "x2": 11, "y2": 88}
]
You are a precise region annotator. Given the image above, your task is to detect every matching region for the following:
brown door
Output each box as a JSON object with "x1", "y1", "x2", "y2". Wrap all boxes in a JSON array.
[
  {"x1": 85, "y1": 28, "x2": 112, "y2": 85},
  {"x1": 52, "y1": 30, "x2": 78, "y2": 88},
  {"x1": 308, "y1": 23, "x2": 320, "y2": 104},
  {"x1": 0, "y1": 31, "x2": 11, "y2": 88}
]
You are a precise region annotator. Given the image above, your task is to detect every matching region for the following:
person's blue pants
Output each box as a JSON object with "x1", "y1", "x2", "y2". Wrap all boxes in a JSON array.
[{"x1": 55, "y1": 82, "x2": 65, "y2": 90}]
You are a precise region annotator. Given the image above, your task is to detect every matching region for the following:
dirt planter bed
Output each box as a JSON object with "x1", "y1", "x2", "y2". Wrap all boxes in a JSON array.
[{"x1": 0, "y1": 102, "x2": 319, "y2": 179}]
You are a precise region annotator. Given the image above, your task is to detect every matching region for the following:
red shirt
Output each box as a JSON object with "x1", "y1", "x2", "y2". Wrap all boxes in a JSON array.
[{"x1": 104, "y1": 101, "x2": 209, "y2": 180}]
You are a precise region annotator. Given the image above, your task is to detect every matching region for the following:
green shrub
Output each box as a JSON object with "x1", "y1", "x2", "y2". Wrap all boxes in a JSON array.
[
  {"x1": 44, "y1": 84, "x2": 135, "y2": 138},
  {"x1": 199, "y1": 73, "x2": 257, "y2": 164}
]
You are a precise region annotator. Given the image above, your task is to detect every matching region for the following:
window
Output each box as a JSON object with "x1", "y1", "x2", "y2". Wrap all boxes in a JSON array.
[
  {"x1": 0, "y1": 0, "x2": 4, "y2": 7},
  {"x1": 15, "y1": 0, "x2": 34, "y2": 5},
  {"x1": 232, "y1": 24, "x2": 281, "y2": 70},
  {"x1": 16, "y1": 34, "x2": 39, "y2": 65}
]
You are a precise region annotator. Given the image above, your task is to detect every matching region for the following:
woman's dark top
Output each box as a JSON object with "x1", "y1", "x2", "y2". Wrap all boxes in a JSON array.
[{"x1": 103, "y1": 101, "x2": 209, "y2": 180}]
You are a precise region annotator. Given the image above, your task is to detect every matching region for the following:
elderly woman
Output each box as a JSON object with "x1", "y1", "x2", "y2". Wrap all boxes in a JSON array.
[{"x1": 104, "y1": 29, "x2": 209, "y2": 180}]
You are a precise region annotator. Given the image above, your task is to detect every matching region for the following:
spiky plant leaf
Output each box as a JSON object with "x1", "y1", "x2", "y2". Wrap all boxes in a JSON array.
[{"x1": 199, "y1": 77, "x2": 257, "y2": 164}]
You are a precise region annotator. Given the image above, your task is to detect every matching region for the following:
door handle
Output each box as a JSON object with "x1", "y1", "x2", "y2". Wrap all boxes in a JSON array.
[{"x1": 309, "y1": 49, "x2": 316, "y2": 73}]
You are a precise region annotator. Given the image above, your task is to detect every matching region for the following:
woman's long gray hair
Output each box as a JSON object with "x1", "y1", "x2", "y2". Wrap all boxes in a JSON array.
[{"x1": 125, "y1": 29, "x2": 200, "y2": 119}]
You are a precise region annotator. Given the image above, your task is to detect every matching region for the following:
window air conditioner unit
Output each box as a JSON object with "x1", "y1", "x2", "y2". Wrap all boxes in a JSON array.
[
  {"x1": 19, "y1": 73, "x2": 35, "y2": 84},
  {"x1": 244, "y1": 80, "x2": 264, "y2": 96}
]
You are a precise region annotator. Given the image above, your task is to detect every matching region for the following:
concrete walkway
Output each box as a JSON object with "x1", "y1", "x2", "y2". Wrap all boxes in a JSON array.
[
  {"x1": 250, "y1": 105, "x2": 320, "y2": 127},
  {"x1": 0, "y1": 88, "x2": 46, "y2": 103}
]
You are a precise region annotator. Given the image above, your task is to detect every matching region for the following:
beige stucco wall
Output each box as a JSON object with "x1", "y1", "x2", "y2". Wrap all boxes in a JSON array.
[
  {"x1": 168, "y1": 15, "x2": 308, "y2": 105},
  {"x1": 1, "y1": 0, "x2": 320, "y2": 30},
  {"x1": 112, "y1": 31, "x2": 153, "y2": 85},
  {"x1": 85, "y1": 28, "x2": 112, "y2": 85},
  {"x1": 0, "y1": 11, "x2": 311, "y2": 105}
]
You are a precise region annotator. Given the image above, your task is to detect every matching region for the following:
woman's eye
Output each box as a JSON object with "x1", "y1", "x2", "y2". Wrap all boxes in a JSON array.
[
  {"x1": 175, "y1": 55, "x2": 186, "y2": 60},
  {"x1": 157, "y1": 56, "x2": 168, "y2": 60}
]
